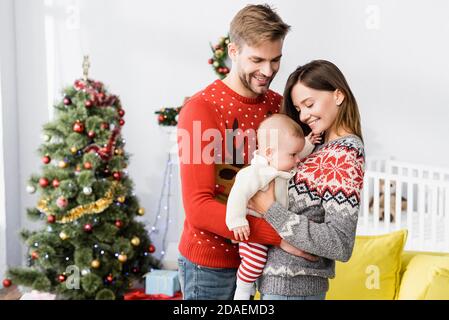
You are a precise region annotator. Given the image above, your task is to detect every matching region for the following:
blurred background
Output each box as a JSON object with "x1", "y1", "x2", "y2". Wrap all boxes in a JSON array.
[{"x1": 1, "y1": 0, "x2": 449, "y2": 277}]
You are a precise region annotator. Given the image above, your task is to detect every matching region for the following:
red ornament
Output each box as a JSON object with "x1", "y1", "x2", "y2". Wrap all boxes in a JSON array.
[
  {"x1": 101, "y1": 122, "x2": 110, "y2": 130},
  {"x1": 58, "y1": 275, "x2": 66, "y2": 283},
  {"x1": 132, "y1": 267, "x2": 139, "y2": 273},
  {"x1": 98, "y1": 92, "x2": 105, "y2": 100},
  {"x1": 63, "y1": 97, "x2": 72, "y2": 105},
  {"x1": 148, "y1": 244, "x2": 156, "y2": 253},
  {"x1": 73, "y1": 121, "x2": 85, "y2": 133},
  {"x1": 31, "y1": 251, "x2": 39, "y2": 260},
  {"x1": 113, "y1": 172, "x2": 121, "y2": 181},
  {"x1": 84, "y1": 162, "x2": 92, "y2": 170},
  {"x1": 56, "y1": 196, "x2": 68, "y2": 209},
  {"x1": 2, "y1": 279, "x2": 12, "y2": 288},
  {"x1": 119, "y1": 119, "x2": 125, "y2": 126},
  {"x1": 74, "y1": 80, "x2": 85, "y2": 90},
  {"x1": 42, "y1": 155, "x2": 51, "y2": 164},
  {"x1": 93, "y1": 81, "x2": 103, "y2": 90},
  {"x1": 47, "y1": 215, "x2": 56, "y2": 224},
  {"x1": 88, "y1": 131, "x2": 96, "y2": 139},
  {"x1": 85, "y1": 100, "x2": 93, "y2": 108},
  {"x1": 118, "y1": 109, "x2": 125, "y2": 117},
  {"x1": 83, "y1": 224, "x2": 93, "y2": 233},
  {"x1": 52, "y1": 179, "x2": 60, "y2": 188},
  {"x1": 208, "y1": 58, "x2": 214, "y2": 64},
  {"x1": 39, "y1": 178, "x2": 49, "y2": 188},
  {"x1": 115, "y1": 220, "x2": 123, "y2": 228},
  {"x1": 158, "y1": 115, "x2": 164, "y2": 122},
  {"x1": 106, "y1": 275, "x2": 113, "y2": 283}
]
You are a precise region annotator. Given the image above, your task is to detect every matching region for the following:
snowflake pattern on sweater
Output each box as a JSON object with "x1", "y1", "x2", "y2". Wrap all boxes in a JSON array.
[{"x1": 293, "y1": 136, "x2": 365, "y2": 215}]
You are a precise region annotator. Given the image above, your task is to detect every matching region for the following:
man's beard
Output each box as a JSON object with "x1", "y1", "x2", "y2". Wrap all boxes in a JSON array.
[{"x1": 238, "y1": 71, "x2": 274, "y2": 96}]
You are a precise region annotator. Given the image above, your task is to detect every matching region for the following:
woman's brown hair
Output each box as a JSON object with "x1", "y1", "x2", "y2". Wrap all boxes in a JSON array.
[{"x1": 281, "y1": 60, "x2": 363, "y2": 142}]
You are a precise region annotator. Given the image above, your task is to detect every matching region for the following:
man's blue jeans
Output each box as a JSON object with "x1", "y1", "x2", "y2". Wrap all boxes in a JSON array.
[{"x1": 178, "y1": 255, "x2": 237, "y2": 300}]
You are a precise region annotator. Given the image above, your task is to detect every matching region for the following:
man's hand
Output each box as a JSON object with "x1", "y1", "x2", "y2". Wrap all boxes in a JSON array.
[
  {"x1": 280, "y1": 239, "x2": 319, "y2": 262},
  {"x1": 232, "y1": 225, "x2": 250, "y2": 241}
]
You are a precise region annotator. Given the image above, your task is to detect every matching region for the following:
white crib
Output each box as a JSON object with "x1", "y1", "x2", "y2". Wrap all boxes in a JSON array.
[{"x1": 357, "y1": 158, "x2": 449, "y2": 253}]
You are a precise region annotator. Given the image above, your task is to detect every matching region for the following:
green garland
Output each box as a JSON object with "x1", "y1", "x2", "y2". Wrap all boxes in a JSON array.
[
  {"x1": 154, "y1": 106, "x2": 182, "y2": 126},
  {"x1": 208, "y1": 35, "x2": 230, "y2": 79}
]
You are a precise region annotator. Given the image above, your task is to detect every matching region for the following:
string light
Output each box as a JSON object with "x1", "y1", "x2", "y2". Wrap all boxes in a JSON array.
[{"x1": 148, "y1": 152, "x2": 175, "y2": 258}]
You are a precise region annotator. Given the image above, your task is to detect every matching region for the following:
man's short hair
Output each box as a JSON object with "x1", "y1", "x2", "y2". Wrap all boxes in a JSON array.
[{"x1": 230, "y1": 4, "x2": 290, "y2": 48}]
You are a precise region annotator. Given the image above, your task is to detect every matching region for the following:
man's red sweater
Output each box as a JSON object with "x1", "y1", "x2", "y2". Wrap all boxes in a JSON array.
[{"x1": 177, "y1": 80, "x2": 282, "y2": 269}]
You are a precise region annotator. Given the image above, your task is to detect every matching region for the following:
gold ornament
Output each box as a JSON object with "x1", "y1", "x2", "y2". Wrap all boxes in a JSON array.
[
  {"x1": 37, "y1": 182, "x2": 119, "y2": 224},
  {"x1": 117, "y1": 196, "x2": 126, "y2": 203},
  {"x1": 82, "y1": 55, "x2": 90, "y2": 81},
  {"x1": 114, "y1": 148, "x2": 123, "y2": 156},
  {"x1": 131, "y1": 237, "x2": 140, "y2": 246},
  {"x1": 91, "y1": 259, "x2": 100, "y2": 269},
  {"x1": 58, "y1": 161, "x2": 68, "y2": 168},
  {"x1": 70, "y1": 147, "x2": 77, "y2": 154},
  {"x1": 118, "y1": 253, "x2": 127, "y2": 263},
  {"x1": 59, "y1": 231, "x2": 69, "y2": 240},
  {"x1": 137, "y1": 208, "x2": 145, "y2": 216}
]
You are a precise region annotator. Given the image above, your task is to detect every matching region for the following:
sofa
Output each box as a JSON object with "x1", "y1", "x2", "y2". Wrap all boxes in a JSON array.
[{"x1": 327, "y1": 230, "x2": 449, "y2": 300}]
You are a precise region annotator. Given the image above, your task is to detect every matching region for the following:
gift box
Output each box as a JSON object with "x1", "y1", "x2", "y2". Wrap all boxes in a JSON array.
[{"x1": 144, "y1": 269, "x2": 180, "y2": 296}]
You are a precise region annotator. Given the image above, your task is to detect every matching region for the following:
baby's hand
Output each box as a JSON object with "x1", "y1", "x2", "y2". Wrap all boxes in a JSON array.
[
  {"x1": 306, "y1": 132, "x2": 322, "y2": 145},
  {"x1": 232, "y1": 225, "x2": 250, "y2": 241}
]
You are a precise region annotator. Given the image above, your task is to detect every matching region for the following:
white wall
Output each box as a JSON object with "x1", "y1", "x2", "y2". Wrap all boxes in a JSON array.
[
  {"x1": 1, "y1": 0, "x2": 22, "y2": 275},
  {"x1": 4, "y1": 0, "x2": 449, "y2": 265}
]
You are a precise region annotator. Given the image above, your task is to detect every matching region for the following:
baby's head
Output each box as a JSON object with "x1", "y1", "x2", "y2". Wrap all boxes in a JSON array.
[{"x1": 257, "y1": 114, "x2": 305, "y2": 171}]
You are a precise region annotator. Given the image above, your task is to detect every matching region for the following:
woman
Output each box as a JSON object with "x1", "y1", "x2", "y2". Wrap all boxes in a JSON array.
[{"x1": 249, "y1": 60, "x2": 365, "y2": 300}]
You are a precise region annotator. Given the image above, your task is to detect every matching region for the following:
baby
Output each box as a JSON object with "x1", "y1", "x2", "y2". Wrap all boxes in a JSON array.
[{"x1": 226, "y1": 113, "x2": 320, "y2": 300}]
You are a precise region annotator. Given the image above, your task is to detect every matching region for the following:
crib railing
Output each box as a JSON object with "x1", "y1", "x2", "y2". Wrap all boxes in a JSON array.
[
  {"x1": 386, "y1": 160, "x2": 449, "y2": 182},
  {"x1": 365, "y1": 157, "x2": 449, "y2": 181},
  {"x1": 358, "y1": 170, "x2": 449, "y2": 252}
]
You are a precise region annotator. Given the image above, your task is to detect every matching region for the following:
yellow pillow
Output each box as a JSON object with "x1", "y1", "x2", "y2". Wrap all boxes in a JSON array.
[
  {"x1": 327, "y1": 229, "x2": 407, "y2": 300},
  {"x1": 424, "y1": 268, "x2": 449, "y2": 300},
  {"x1": 398, "y1": 255, "x2": 449, "y2": 300}
]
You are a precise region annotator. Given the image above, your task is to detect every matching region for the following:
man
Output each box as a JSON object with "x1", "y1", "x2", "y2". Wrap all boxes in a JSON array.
[{"x1": 177, "y1": 4, "x2": 312, "y2": 300}]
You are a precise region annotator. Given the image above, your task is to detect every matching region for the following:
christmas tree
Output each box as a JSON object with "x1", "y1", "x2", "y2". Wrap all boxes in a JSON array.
[{"x1": 4, "y1": 57, "x2": 160, "y2": 300}]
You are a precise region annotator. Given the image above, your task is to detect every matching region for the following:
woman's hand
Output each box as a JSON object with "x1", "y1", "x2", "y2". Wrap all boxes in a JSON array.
[
  {"x1": 280, "y1": 240, "x2": 319, "y2": 262},
  {"x1": 248, "y1": 180, "x2": 276, "y2": 215}
]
